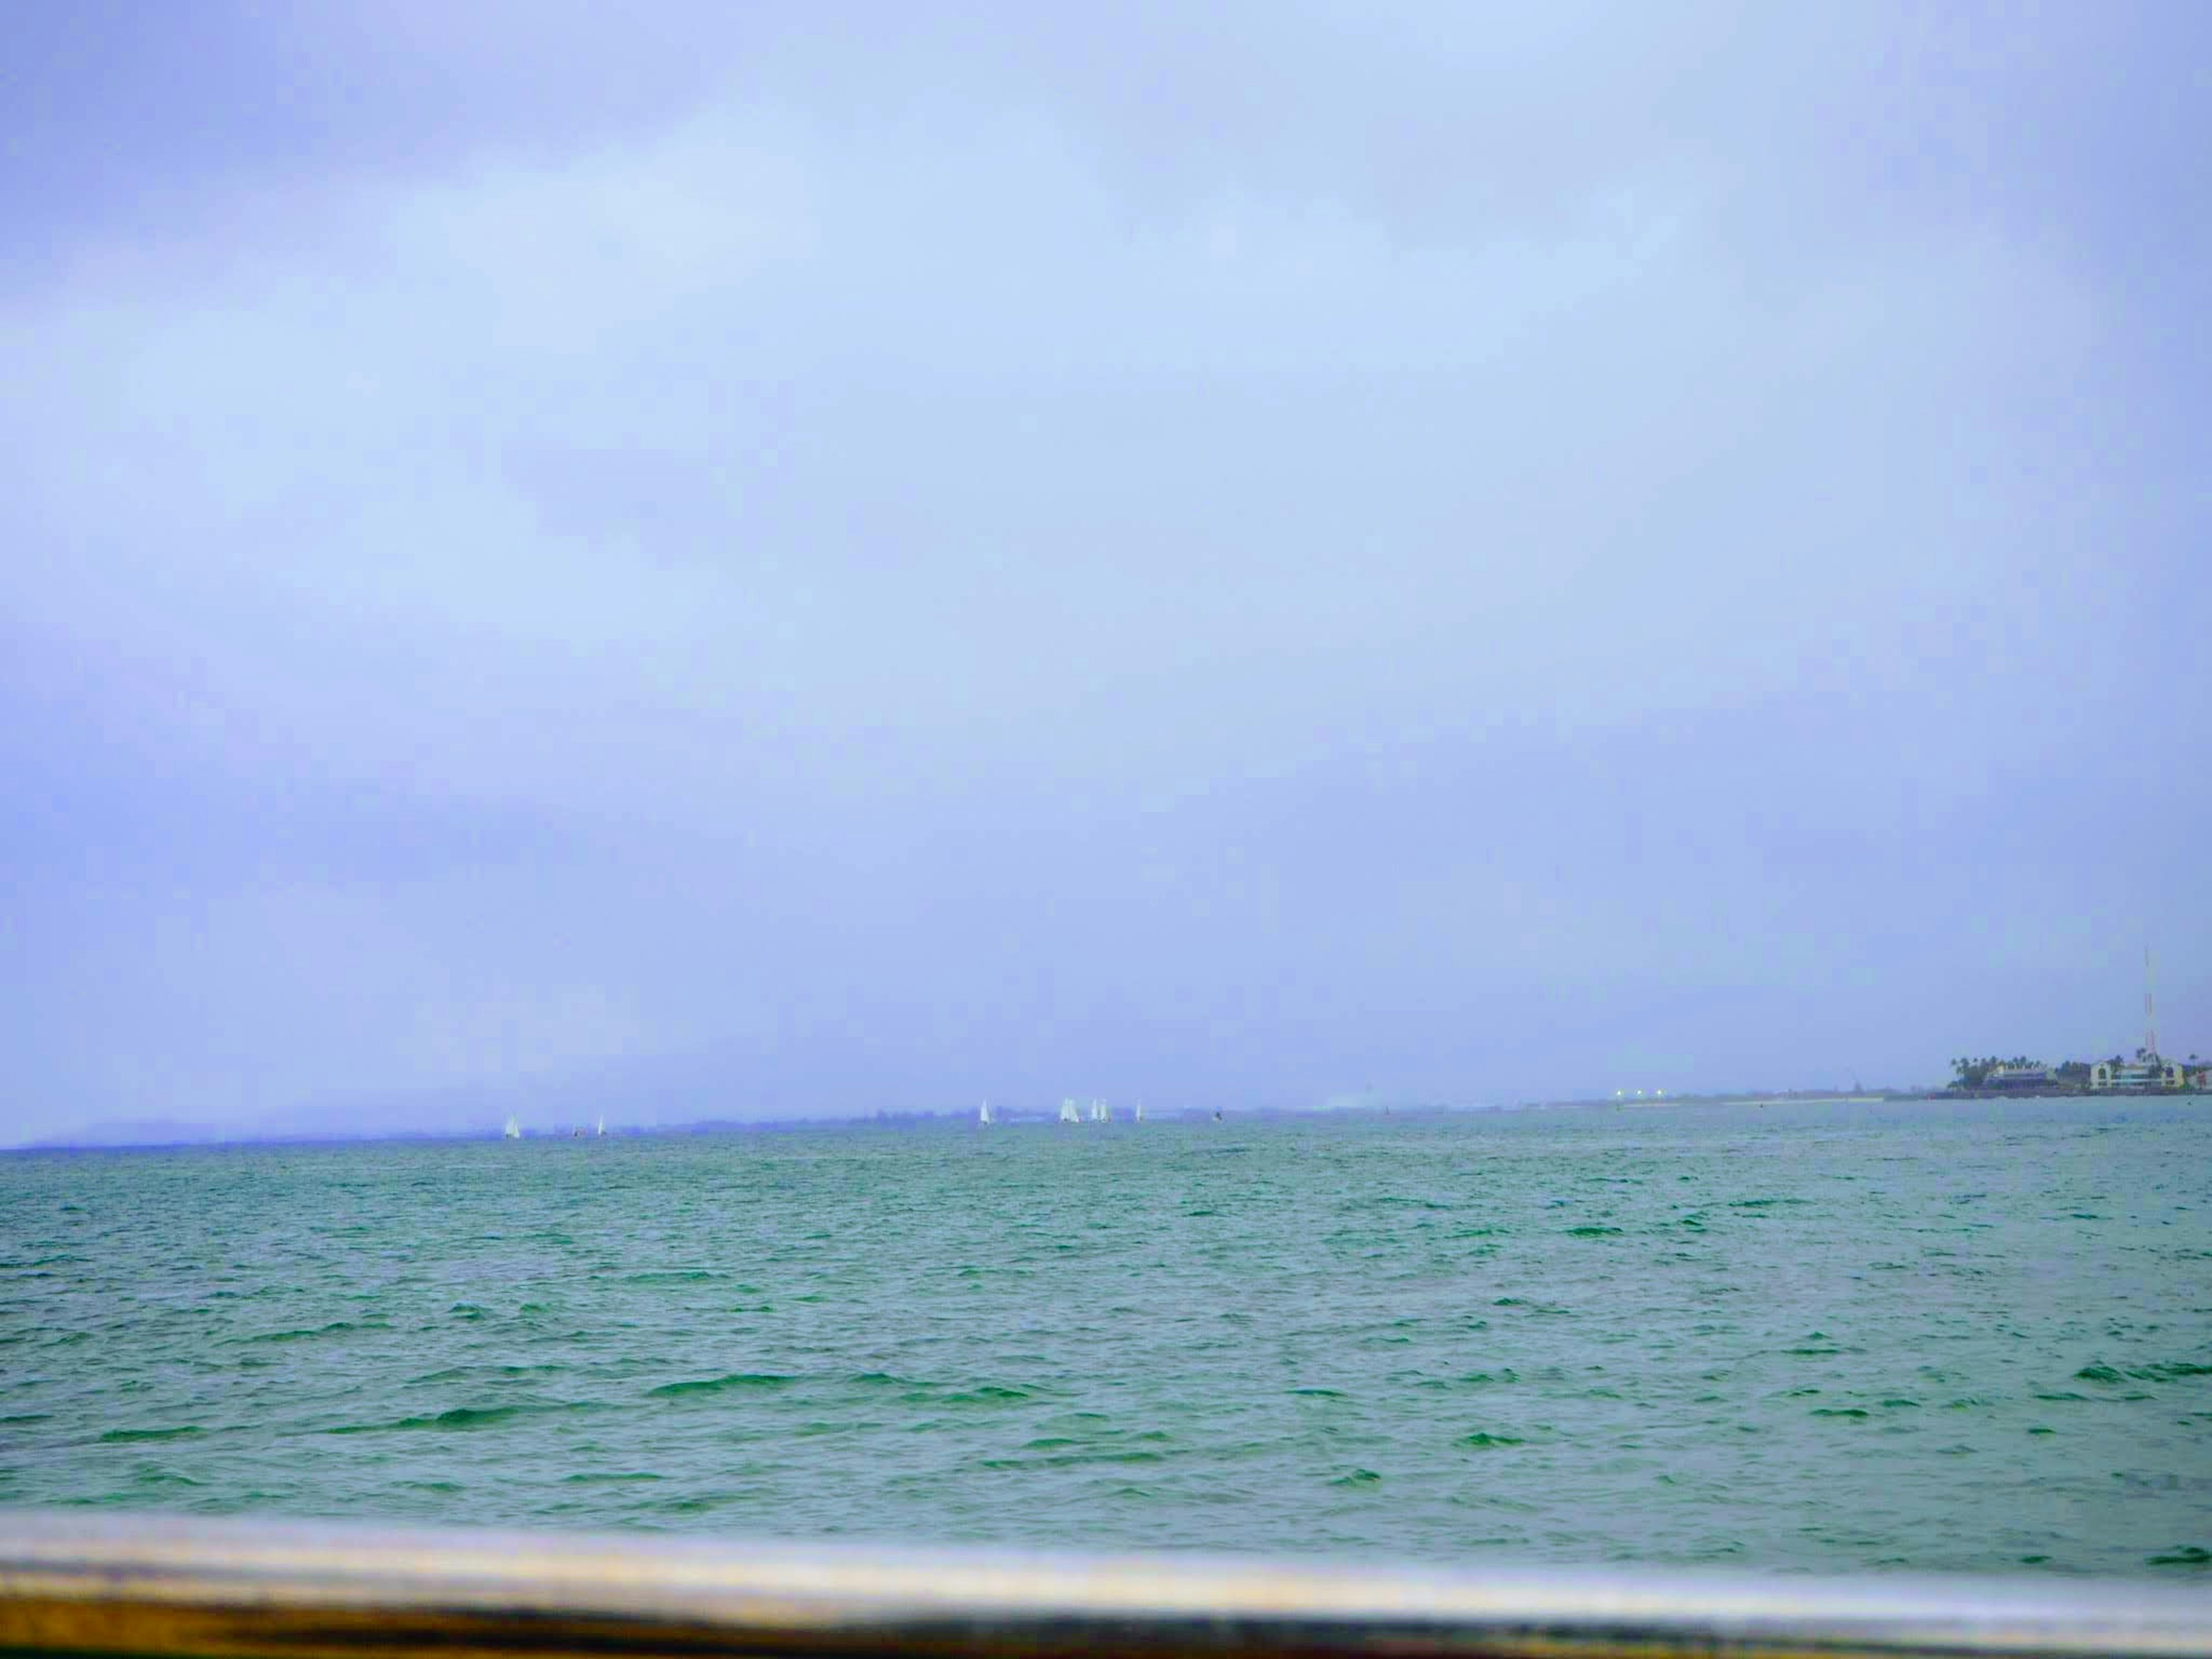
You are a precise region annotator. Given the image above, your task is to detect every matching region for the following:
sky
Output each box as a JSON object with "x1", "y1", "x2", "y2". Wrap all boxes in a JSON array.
[{"x1": 3, "y1": 1, "x2": 2209, "y2": 1143}]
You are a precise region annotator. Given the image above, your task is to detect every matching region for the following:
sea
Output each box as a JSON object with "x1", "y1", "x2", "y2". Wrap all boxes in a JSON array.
[{"x1": 3, "y1": 1097, "x2": 2209, "y2": 1577}]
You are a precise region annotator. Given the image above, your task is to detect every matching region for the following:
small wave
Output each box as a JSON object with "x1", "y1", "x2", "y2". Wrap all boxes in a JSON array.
[
  {"x1": 653, "y1": 1494, "x2": 730, "y2": 1516},
  {"x1": 979, "y1": 1449, "x2": 1166, "y2": 1471},
  {"x1": 131, "y1": 1467, "x2": 204, "y2": 1487},
  {"x1": 623, "y1": 1270, "x2": 727, "y2": 1284},
  {"x1": 1290, "y1": 1387, "x2": 1346, "y2": 1399},
  {"x1": 1810, "y1": 1408, "x2": 1869, "y2": 1419},
  {"x1": 396, "y1": 1405, "x2": 527, "y2": 1430},
  {"x1": 1328, "y1": 1468, "x2": 1382, "y2": 1486},
  {"x1": 943, "y1": 1385, "x2": 1031, "y2": 1404},
  {"x1": 648, "y1": 1373, "x2": 793, "y2": 1397},
  {"x1": 2147, "y1": 1545, "x2": 2211, "y2": 1568},
  {"x1": 236, "y1": 1320, "x2": 381, "y2": 1345},
  {"x1": 562, "y1": 1470, "x2": 665, "y2": 1483},
  {"x1": 328, "y1": 1402, "x2": 572, "y2": 1434},
  {"x1": 99, "y1": 1426, "x2": 203, "y2": 1443},
  {"x1": 2075, "y1": 1361, "x2": 2210, "y2": 1384},
  {"x1": 1458, "y1": 1431, "x2": 1525, "y2": 1448},
  {"x1": 1566, "y1": 1225, "x2": 1623, "y2": 1237}
]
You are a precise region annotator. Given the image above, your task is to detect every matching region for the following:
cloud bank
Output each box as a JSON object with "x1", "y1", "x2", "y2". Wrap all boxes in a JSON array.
[{"x1": 3, "y1": 2, "x2": 2206, "y2": 1142}]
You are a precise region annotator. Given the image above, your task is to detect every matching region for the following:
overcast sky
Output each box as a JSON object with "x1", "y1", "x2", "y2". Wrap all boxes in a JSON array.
[{"x1": 3, "y1": 1, "x2": 2207, "y2": 1142}]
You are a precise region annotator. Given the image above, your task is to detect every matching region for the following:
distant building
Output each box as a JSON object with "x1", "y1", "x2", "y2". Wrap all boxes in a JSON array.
[
  {"x1": 2089, "y1": 1058, "x2": 2185, "y2": 1092},
  {"x1": 1983, "y1": 1064, "x2": 2052, "y2": 1091}
]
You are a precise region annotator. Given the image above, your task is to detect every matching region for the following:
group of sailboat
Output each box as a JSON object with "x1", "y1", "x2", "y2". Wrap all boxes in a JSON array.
[
  {"x1": 980, "y1": 1097, "x2": 1153, "y2": 1126},
  {"x1": 502, "y1": 1115, "x2": 606, "y2": 1141},
  {"x1": 505, "y1": 1100, "x2": 1187, "y2": 1135}
]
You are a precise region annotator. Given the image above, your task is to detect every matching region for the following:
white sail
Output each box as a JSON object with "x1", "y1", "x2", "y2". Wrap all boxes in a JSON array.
[
  {"x1": 502, "y1": 1114, "x2": 521, "y2": 1140},
  {"x1": 1134, "y1": 1101, "x2": 1145, "y2": 1123},
  {"x1": 595, "y1": 1115, "x2": 605, "y2": 1137},
  {"x1": 978, "y1": 1100, "x2": 995, "y2": 1126},
  {"x1": 1059, "y1": 1098, "x2": 1080, "y2": 1124}
]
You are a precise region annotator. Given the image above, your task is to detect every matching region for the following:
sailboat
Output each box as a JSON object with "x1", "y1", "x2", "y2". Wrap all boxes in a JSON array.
[
  {"x1": 595, "y1": 1115, "x2": 605, "y2": 1138},
  {"x1": 1134, "y1": 1101, "x2": 1145, "y2": 1123},
  {"x1": 1058, "y1": 1099, "x2": 1081, "y2": 1124},
  {"x1": 1090, "y1": 1100, "x2": 1111, "y2": 1123},
  {"x1": 978, "y1": 1100, "x2": 996, "y2": 1127},
  {"x1": 503, "y1": 1114, "x2": 521, "y2": 1141}
]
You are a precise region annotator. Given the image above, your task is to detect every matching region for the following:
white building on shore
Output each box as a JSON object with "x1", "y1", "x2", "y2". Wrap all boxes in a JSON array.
[{"x1": 2089, "y1": 1056, "x2": 2186, "y2": 1092}]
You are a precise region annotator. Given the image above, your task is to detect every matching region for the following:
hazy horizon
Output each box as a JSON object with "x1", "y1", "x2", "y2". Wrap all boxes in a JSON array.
[
  {"x1": 12, "y1": 1078, "x2": 1947, "y2": 1151},
  {"x1": 5, "y1": 2, "x2": 2208, "y2": 1149}
]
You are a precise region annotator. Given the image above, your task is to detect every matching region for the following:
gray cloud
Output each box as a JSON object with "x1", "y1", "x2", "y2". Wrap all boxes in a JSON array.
[{"x1": 3, "y1": 2, "x2": 2207, "y2": 1143}]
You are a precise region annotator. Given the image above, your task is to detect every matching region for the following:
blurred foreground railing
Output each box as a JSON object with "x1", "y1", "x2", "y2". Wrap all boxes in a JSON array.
[{"x1": 2, "y1": 1511, "x2": 2208, "y2": 1659}]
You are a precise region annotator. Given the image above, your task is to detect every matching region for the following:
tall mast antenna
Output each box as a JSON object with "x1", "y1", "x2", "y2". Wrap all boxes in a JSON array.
[{"x1": 2145, "y1": 945, "x2": 2158, "y2": 1059}]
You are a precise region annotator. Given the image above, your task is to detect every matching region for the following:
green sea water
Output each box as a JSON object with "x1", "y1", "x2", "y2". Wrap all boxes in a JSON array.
[{"x1": 3, "y1": 1099, "x2": 2209, "y2": 1574}]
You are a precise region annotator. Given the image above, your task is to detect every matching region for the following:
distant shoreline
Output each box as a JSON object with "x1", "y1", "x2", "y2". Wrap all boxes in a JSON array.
[{"x1": 26, "y1": 1088, "x2": 2197, "y2": 1153}]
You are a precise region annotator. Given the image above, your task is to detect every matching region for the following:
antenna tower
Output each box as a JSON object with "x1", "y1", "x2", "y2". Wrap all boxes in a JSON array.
[{"x1": 2145, "y1": 946, "x2": 2158, "y2": 1059}]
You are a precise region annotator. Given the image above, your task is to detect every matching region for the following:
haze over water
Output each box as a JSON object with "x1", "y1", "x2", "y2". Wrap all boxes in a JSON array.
[{"x1": 4, "y1": 1099, "x2": 2209, "y2": 1576}]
